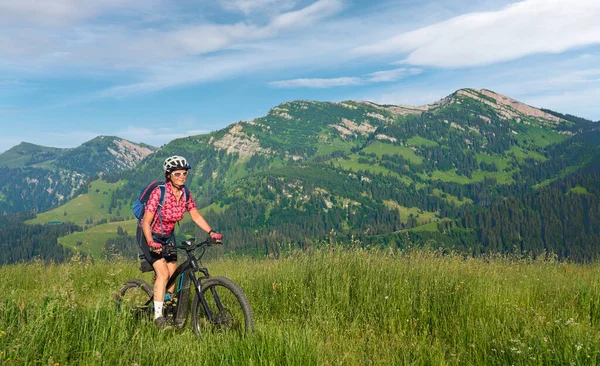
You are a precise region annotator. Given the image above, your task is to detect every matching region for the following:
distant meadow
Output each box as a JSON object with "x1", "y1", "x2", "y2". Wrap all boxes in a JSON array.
[{"x1": 2, "y1": 246, "x2": 599, "y2": 365}]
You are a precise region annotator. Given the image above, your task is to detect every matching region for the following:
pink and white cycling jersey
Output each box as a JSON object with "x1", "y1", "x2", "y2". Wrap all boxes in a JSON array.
[{"x1": 144, "y1": 182, "x2": 197, "y2": 234}]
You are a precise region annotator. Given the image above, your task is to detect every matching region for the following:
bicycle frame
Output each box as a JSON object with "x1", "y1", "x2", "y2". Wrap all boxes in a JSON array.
[{"x1": 145, "y1": 239, "x2": 221, "y2": 326}]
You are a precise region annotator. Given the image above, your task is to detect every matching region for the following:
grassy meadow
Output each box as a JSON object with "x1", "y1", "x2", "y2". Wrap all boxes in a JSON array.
[
  {"x1": 1, "y1": 247, "x2": 600, "y2": 365},
  {"x1": 383, "y1": 200, "x2": 439, "y2": 226},
  {"x1": 58, "y1": 220, "x2": 138, "y2": 258},
  {"x1": 26, "y1": 180, "x2": 127, "y2": 226}
]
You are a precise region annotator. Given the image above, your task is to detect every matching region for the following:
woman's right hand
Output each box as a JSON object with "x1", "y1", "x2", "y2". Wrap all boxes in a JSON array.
[{"x1": 148, "y1": 241, "x2": 162, "y2": 252}]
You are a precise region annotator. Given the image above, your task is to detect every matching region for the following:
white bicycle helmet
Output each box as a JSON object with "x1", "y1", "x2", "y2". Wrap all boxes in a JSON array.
[{"x1": 163, "y1": 155, "x2": 191, "y2": 173}]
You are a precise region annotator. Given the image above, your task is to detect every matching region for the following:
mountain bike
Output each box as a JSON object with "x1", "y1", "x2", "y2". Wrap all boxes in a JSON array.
[{"x1": 115, "y1": 237, "x2": 254, "y2": 335}]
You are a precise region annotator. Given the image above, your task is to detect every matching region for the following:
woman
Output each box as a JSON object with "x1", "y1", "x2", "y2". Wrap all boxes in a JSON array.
[{"x1": 137, "y1": 155, "x2": 222, "y2": 329}]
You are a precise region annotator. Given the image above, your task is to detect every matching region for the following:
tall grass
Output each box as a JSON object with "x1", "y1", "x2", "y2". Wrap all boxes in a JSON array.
[{"x1": 1, "y1": 247, "x2": 599, "y2": 365}]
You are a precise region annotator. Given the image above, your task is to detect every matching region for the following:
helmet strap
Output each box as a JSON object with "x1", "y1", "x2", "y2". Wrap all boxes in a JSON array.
[{"x1": 169, "y1": 177, "x2": 183, "y2": 190}]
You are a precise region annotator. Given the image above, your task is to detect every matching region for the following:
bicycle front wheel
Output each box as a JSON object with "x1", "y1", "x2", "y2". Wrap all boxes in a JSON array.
[
  {"x1": 191, "y1": 276, "x2": 254, "y2": 336},
  {"x1": 116, "y1": 279, "x2": 154, "y2": 320}
]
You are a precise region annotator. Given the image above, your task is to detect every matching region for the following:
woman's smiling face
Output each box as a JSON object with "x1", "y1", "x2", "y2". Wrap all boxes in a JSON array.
[{"x1": 170, "y1": 169, "x2": 188, "y2": 182}]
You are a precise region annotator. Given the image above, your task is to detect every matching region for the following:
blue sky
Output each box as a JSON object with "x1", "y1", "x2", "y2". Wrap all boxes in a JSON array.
[{"x1": 1, "y1": 0, "x2": 599, "y2": 153}]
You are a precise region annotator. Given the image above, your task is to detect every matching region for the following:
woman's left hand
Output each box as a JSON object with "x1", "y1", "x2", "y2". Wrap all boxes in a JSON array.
[{"x1": 209, "y1": 231, "x2": 223, "y2": 242}]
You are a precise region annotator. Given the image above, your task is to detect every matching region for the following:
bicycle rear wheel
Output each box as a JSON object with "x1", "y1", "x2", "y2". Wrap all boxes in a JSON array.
[
  {"x1": 116, "y1": 279, "x2": 153, "y2": 320},
  {"x1": 191, "y1": 276, "x2": 254, "y2": 336}
]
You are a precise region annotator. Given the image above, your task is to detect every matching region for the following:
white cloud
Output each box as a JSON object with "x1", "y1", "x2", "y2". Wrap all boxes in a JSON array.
[
  {"x1": 270, "y1": 67, "x2": 422, "y2": 88},
  {"x1": 269, "y1": 0, "x2": 344, "y2": 30},
  {"x1": 219, "y1": 0, "x2": 297, "y2": 16},
  {"x1": 0, "y1": 0, "x2": 347, "y2": 76},
  {"x1": 358, "y1": 0, "x2": 600, "y2": 67},
  {"x1": 166, "y1": 23, "x2": 267, "y2": 55},
  {"x1": 0, "y1": 0, "x2": 158, "y2": 26},
  {"x1": 270, "y1": 76, "x2": 362, "y2": 88},
  {"x1": 99, "y1": 31, "x2": 355, "y2": 96},
  {"x1": 99, "y1": 56, "x2": 253, "y2": 97},
  {"x1": 113, "y1": 0, "x2": 344, "y2": 63},
  {"x1": 365, "y1": 68, "x2": 422, "y2": 83}
]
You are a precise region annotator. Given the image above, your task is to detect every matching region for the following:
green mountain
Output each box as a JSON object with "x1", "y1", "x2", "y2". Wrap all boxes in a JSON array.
[
  {"x1": 0, "y1": 142, "x2": 66, "y2": 169},
  {"x1": 0, "y1": 136, "x2": 156, "y2": 214},
  {"x1": 2, "y1": 88, "x2": 599, "y2": 264}
]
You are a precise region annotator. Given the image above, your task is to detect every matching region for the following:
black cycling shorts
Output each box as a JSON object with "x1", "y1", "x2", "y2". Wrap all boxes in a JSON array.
[{"x1": 136, "y1": 225, "x2": 177, "y2": 265}]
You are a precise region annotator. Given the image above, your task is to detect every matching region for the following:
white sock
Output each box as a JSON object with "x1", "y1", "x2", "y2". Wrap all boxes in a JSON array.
[{"x1": 154, "y1": 301, "x2": 163, "y2": 319}]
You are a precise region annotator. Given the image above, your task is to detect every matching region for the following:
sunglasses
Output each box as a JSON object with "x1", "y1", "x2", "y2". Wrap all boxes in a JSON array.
[{"x1": 171, "y1": 172, "x2": 188, "y2": 177}]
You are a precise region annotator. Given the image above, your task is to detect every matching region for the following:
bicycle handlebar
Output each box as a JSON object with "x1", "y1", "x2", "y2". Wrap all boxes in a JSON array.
[{"x1": 177, "y1": 236, "x2": 222, "y2": 252}]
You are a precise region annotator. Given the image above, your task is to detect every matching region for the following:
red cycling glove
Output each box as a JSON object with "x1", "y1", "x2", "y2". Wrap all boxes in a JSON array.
[
  {"x1": 209, "y1": 231, "x2": 223, "y2": 241},
  {"x1": 148, "y1": 241, "x2": 162, "y2": 250}
]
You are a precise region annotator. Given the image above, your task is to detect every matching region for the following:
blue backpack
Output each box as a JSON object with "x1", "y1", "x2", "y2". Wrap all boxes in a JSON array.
[{"x1": 132, "y1": 180, "x2": 190, "y2": 225}]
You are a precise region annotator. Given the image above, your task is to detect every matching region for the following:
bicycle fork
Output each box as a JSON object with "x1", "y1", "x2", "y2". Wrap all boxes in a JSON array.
[{"x1": 190, "y1": 267, "x2": 223, "y2": 323}]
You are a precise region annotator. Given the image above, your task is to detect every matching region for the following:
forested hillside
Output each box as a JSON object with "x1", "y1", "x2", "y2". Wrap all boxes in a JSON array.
[
  {"x1": 0, "y1": 212, "x2": 77, "y2": 264},
  {"x1": 2, "y1": 88, "x2": 599, "y2": 264}
]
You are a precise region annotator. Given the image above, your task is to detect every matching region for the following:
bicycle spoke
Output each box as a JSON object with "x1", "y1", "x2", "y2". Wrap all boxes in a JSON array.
[{"x1": 204, "y1": 285, "x2": 243, "y2": 331}]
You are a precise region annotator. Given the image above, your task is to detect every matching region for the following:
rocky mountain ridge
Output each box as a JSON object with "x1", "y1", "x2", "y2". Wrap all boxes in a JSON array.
[{"x1": 204, "y1": 88, "x2": 573, "y2": 164}]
